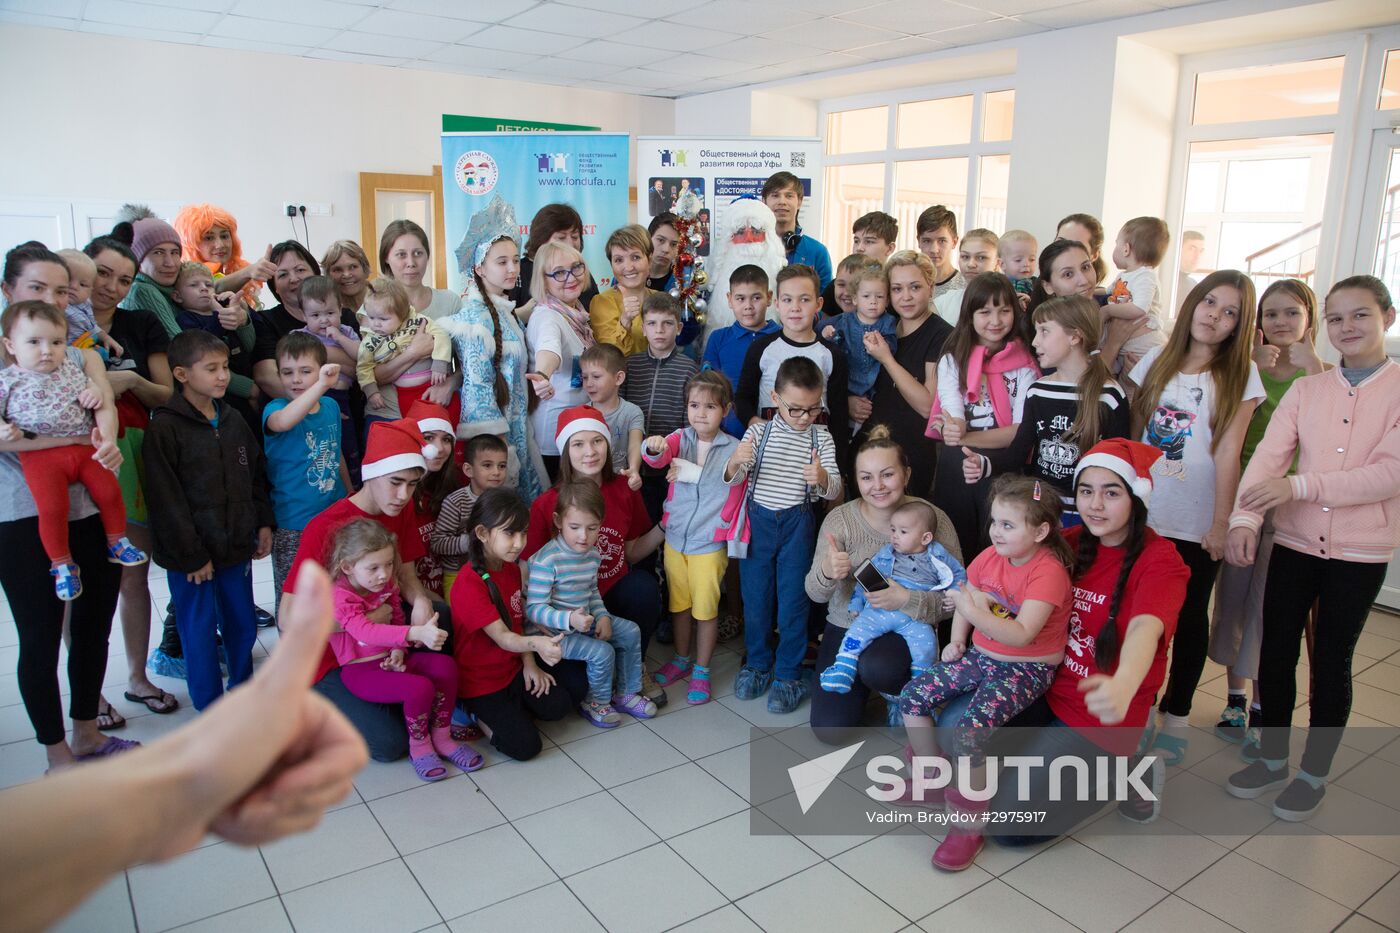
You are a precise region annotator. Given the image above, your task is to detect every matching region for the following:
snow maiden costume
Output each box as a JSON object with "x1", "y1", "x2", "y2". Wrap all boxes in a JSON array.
[{"x1": 441, "y1": 195, "x2": 547, "y2": 502}]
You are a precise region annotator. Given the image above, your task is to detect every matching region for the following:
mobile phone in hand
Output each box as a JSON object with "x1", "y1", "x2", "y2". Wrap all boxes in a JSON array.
[{"x1": 854, "y1": 558, "x2": 890, "y2": 593}]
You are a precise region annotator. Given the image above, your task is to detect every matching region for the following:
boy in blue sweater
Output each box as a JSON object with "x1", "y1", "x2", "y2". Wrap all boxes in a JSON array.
[{"x1": 703, "y1": 264, "x2": 778, "y2": 439}]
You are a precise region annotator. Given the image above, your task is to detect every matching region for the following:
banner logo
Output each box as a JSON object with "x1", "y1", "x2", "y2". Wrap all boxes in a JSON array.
[
  {"x1": 659, "y1": 148, "x2": 689, "y2": 168},
  {"x1": 534, "y1": 152, "x2": 570, "y2": 173},
  {"x1": 454, "y1": 150, "x2": 498, "y2": 196}
]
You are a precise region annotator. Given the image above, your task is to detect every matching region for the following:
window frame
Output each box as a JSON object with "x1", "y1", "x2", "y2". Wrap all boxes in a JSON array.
[
  {"x1": 819, "y1": 77, "x2": 1015, "y2": 252},
  {"x1": 1162, "y1": 31, "x2": 1383, "y2": 328}
]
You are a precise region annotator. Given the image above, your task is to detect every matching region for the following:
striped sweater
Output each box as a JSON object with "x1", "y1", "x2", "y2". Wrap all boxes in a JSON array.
[
  {"x1": 727, "y1": 417, "x2": 842, "y2": 511},
  {"x1": 1230, "y1": 362, "x2": 1400, "y2": 563},
  {"x1": 525, "y1": 537, "x2": 608, "y2": 629}
]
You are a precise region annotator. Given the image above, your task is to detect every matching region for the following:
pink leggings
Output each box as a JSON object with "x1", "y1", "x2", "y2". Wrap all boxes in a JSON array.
[{"x1": 339, "y1": 652, "x2": 458, "y2": 743}]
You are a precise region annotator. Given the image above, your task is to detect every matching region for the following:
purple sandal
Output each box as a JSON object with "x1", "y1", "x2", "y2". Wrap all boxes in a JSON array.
[
  {"x1": 446, "y1": 744, "x2": 484, "y2": 773},
  {"x1": 412, "y1": 753, "x2": 449, "y2": 782},
  {"x1": 75, "y1": 737, "x2": 141, "y2": 761}
]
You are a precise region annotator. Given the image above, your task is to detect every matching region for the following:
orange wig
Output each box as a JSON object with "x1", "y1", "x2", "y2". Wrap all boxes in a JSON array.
[{"x1": 174, "y1": 203, "x2": 263, "y2": 305}]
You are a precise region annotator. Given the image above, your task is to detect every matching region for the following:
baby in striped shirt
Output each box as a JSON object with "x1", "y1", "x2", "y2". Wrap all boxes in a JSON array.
[{"x1": 525, "y1": 481, "x2": 656, "y2": 728}]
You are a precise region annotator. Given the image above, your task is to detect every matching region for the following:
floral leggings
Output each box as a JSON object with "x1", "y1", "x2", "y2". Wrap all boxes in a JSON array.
[{"x1": 899, "y1": 649, "x2": 1057, "y2": 765}]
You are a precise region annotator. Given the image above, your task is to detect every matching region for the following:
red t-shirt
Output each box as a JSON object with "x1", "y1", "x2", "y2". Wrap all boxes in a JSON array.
[
  {"x1": 411, "y1": 502, "x2": 443, "y2": 597},
  {"x1": 290, "y1": 497, "x2": 428, "y2": 683},
  {"x1": 1046, "y1": 527, "x2": 1188, "y2": 752},
  {"x1": 450, "y1": 562, "x2": 525, "y2": 698},
  {"x1": 968, "y1": 546, "x2": 1073, "y2": 659},
  {"x1": 523, "y1": 476, "x2": 652, "y2": 595}
]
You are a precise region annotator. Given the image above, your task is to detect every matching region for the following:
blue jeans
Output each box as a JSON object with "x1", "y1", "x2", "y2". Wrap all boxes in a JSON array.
[
  {"x1": 740, "y1": 502, "x2": 815, "y2": 682},
  {"x1": 559, "y1": 616, "x2": 643, "y2": 703},
  {"x1": 167, "y1": 563, "x2": 256, "y2": 710}
]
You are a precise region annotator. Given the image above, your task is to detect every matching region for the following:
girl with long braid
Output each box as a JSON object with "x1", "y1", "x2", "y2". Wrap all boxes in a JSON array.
[
  {"x1": 442, "y1": 196, "x2": 547, "y2": 502},
  {"x1": 448, "y1": 488, "x2": 576, "y2": 762}
]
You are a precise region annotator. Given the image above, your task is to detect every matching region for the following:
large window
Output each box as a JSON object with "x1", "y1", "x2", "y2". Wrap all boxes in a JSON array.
[
  {"x1": 1171, "y1": 28, "x2": 1400, "y2": 346},
  {"x1": 822, "y1": 84, "x2": 1012, "y2": 255}
]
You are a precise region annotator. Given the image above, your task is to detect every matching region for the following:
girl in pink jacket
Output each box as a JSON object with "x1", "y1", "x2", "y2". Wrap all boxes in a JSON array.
[
  {"x1": 329, "y1": 519, "x2": 482, "y2": 781},
  {"x1": 1224, "y1": 275, "x2": 1400, "y2": 822}
]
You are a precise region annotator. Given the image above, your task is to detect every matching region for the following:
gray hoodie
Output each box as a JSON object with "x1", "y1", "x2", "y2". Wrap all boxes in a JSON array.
[{"x1": 642, "y1": 426, "x2": 740, "y2": 555}]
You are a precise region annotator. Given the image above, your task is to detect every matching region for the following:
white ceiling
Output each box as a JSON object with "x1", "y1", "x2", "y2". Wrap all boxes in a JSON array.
[{"x1": 0, "y1": 0, "x2": 1221, "y2": 98}]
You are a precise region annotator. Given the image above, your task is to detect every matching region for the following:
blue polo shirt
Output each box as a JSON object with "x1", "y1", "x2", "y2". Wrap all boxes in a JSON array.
[{"x1": 703, "y1": 319, "x2": 781, "y2": 437}]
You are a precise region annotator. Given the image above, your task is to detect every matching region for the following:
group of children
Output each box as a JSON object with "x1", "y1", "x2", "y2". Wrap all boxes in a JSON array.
[{"x1": 3, "y1": 180, "x2": 1396, "y2": 843}]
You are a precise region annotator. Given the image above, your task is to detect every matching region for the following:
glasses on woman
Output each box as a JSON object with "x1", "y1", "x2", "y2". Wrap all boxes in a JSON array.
[{"x1": 543, "y1": 262, "x2": 587, "y2": 283}]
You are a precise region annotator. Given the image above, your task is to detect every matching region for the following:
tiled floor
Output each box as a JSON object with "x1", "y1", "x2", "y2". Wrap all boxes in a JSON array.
[{"x1": 4, "y1": 558, "x2": 1400, "y2": 932}]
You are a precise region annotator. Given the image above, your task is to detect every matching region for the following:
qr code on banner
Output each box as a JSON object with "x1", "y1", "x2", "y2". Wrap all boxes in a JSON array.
[{"x1": 791, "y1": 151, "x2": 806, "y2": 168}]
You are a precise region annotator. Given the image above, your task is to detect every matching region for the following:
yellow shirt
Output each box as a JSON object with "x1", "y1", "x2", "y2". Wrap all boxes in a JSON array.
[{"x1": 588, "y1": 287, "x2": 656, "y2": 356}]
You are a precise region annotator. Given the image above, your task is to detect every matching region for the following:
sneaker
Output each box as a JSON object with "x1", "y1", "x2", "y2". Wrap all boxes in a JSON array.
[
  {"x1": 1272, "y1": 777, "x2": 1326, "y2": 822},
  {"x1": 1118, "y1": 755, "x2": 1166, "y2": 824},
  {"x1": 717, "y1": 613, "x2": 742, "y2": 642},
  {"x1": 1214, "y1": 703, "x2": 1248, "y2": 743},
  {"x1": 640, "y1": 665, "x2": 668, "y2": 708},
  {"x1": 767, "y1": 677, "x2": 810, "y2": 714},
  {"x1": 255, "y1": 606, "x2": 276, "y2": 629},
  {"x1": 580, "y1": 698, "x2": 621, "y2": 728},
  {"x1": 735, "y1": 666, "x2": 774, "y2": 701},
  {"x1": 105, "y1": 537, "x2": 148, "y2": 566},
  {"x1": 1226, "y1": 760, "x2": 1290, "y2": 799},
  {"x1": 51, "y1": 563, "x2": 82, "y2": 601},
  {"x1": 612, "y1": 692, "x2": 658, "y2": 719}
]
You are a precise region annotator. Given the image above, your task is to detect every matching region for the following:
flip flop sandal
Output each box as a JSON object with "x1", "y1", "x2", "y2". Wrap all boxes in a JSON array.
[
  {"x1": 446, "y1": 745, "x2": 485, "y2": 773},
  {"x1": 76, "y1": 737, "x2": 141, "y2": 761},
  {"x1": 412, "y1": 754, "x2": 449, "y2": 781},
  {"x1": 124, "y1": 690, "x2": 180, "y2": 714},
  {"x1": 96, "y1": 700, "x2": 126, "y2": 731}
]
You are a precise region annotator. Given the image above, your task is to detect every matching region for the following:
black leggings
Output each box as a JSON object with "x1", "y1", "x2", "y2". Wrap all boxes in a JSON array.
[
  {"x1": 603, "y1": 566, "x2": 662, "y2": 651},
  {"x1": 461, "y1": 667, "x2": 582, "y2": 761},
  {"x1": 810, "y1": 622, "x2": 913, "y2": 743},
  {"x1": 1258, "y1": 546, "x2": 1386, "y2": 777},
  {"x1": 931, "y1": 441, "x2": 991, "y2": 562},
  {"x1": 1159, "y1": 537, "x2": 1221, "y2": 717},
  {"x1": 0, "y1": 515, "x2": 120, "y2": 745}
]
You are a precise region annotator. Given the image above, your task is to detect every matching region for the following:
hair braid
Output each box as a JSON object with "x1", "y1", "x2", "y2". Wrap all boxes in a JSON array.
[
  {"x1": 474, "y1": 270, "x2": 511, "y2": 412},
  {"x1": 1088, "y1": 499, "x2": 1148, "y2": 671}
]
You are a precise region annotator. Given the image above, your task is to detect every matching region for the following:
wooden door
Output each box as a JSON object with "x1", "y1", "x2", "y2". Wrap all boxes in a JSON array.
[{"x1": 359, "y1": 166, "x2": 447, "y2": 287}]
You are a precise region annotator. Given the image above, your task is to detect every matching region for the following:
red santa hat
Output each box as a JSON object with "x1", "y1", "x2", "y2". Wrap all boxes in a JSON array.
[
  {"x1": 1074, "y1": 439, "x2": 1162, "y2": 506},
  {"x1": 361, "y1": 419, "x2": 428, "y2": 482},
  {"x1": 405, "y1": 399, "x2": 455, "y2": 438},
  {"x1": 554, "y1": 405, "x2": 609, "y2": 452}
]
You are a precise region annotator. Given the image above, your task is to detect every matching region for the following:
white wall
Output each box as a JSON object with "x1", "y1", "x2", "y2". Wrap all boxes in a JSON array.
[{"x1": 0, "y1": 24, "x2": 674, "y2": 258}]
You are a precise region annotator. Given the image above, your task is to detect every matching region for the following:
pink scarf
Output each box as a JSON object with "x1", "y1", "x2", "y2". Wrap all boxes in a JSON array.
[
  {"x1": 540, "y1": 294, "x2": 595, "y2": 350},
  {"x1": 926, "y1": 339, "x2": 1039, "y2": 439}
]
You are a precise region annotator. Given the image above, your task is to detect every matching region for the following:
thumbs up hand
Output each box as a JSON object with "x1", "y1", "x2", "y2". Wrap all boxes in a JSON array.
[
  {"x1": 962, "y1": 445, "x2": 985, "y2": 484},
  {"x1": 823, "y1": 532, "x2": 851, "y2": 580},
  {"x1": 1288, "y1": 327, "x2": 1323, "y2": 374},
  {"x1": 410, "y1": 614, "x2": 447, "y2": 651},
  {"x1": 801, "y1": 449, "x2": 827, "y2": 488},
  {"x1": 1251, "y1": 329, "x2": 1279, "y2": 369},
  {"x1": 251, "y1": 244, "x2": 278, "y2": 282}
]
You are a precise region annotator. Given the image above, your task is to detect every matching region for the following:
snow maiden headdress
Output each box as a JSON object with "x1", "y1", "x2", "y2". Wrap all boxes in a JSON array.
[{"x1": 454, "y1": 194, "x2": 521, "y2": 275}]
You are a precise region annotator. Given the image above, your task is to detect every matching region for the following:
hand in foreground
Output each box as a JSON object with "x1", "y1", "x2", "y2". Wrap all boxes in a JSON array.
[{"x1": 153, "y1": 562, "x2": 368, "y2": 855}]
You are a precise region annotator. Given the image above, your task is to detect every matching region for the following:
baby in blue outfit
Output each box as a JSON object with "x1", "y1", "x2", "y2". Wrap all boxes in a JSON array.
[
  {"x1": 821, "y1": 499, "x2": 965, "y2": 694},
  {"x1": 820, "y1": 264, "x2": 895, "y2": 433}
]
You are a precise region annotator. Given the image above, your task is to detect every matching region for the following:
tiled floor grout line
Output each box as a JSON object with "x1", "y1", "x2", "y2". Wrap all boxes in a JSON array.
[{"x1": 356, "y1": 792, "x2": 452, "y2": 929}]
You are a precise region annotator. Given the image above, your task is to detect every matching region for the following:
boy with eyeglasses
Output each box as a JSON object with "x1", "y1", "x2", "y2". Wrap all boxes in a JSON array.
[{"x1": 725, "y1": 355, "x2": 842, "y2": 714}]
